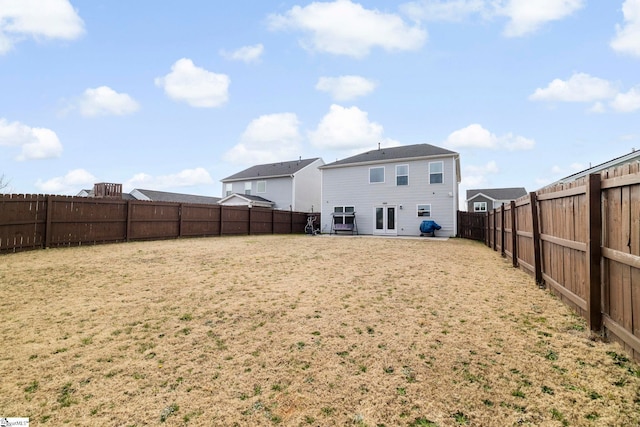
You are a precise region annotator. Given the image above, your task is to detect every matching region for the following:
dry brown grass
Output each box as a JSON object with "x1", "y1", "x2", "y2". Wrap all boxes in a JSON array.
[{"x1": 0, "y1": 235, "x2": 639, "y2": 426}]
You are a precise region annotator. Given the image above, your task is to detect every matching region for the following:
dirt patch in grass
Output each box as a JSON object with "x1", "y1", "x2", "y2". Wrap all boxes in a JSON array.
[{"x1": 1, "y1": 235, "x2": 639, "y2": 426}]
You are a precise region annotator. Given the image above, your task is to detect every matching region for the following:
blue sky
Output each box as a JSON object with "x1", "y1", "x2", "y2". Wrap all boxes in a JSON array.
[{"x1": 1, "y1": 0, "x2": 639, "y2": 206}]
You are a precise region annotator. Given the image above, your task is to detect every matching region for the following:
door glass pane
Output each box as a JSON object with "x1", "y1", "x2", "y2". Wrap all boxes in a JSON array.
[
  {"x1": 387, "y1": 207, "x2": 395, "y2": 230},
  {"x1": 375, "y1": 208, "x2": 383, "y2": 229}
]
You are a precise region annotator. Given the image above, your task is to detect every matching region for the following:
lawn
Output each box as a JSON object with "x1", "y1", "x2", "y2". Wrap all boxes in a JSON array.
[{"x1": 0, "y1": 235, "x2": 638, "y2": 426}]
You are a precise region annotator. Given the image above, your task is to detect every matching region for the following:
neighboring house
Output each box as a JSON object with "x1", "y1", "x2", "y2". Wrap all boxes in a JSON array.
[
  {"x1": 466, "y1": 187, "x2": 527, "y2": 213},
  {"x1": 214, "y1": 193, "x2": 274, "y2": 208},
  {"x1": 320, "y1": 144, "x2": 460, "y2": 237},
  {"x1": 552, "y1": 149, "x2": 640, "y2": 185},
  {"x1": 219, "y1": 157, "x2": 324, "y2": 212},
  {"x1": 77, "y1": 183, "x2": 220, "y2": 205}
]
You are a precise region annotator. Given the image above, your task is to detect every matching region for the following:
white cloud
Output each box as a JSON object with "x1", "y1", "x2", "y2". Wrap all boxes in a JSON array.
[
  {"x1": 0, "y1": 118, "x2": 63, "y2": 160},
  {"x1": 0, "y1": 0, "x2": 84, "y2": 54},
  {"x1": 610, "y1": 86, "x2": 640, "y2": 112},
  {"x1": 460, "y1": 160, "x2": 499, "y2": 190},
  {"x1": 445, "y1": 123, "x2": 498, "y2": 149},
  {"x1": 76, "y1": 86, "x2": 140, "y2": 117},
  {"x1": 220, "y1": 44, "x2": 264, "y2": 63},
  {"x1": 224, "y1": 113, "x2": 303, "y2": 165},
  {"x1": 308, "y1": 104, "x2": 397, "y2": 151},
  {"x1": 611, "y1": 0, "x2": 640, "y2": 57},
  {"x1": 267, "y1": 0, "x2": 427, "y2": 58},
  {"x1": 315, "y1": 75, "x2": 377, "y2": 101},
  {"x1": 444, "y1": 124, "x2": 534, "y2": 151},
  {"x1": 400, "y1": 0, "x2": 485, "y2": 22},
  {"x1": 494, "y1": 0, "x2": 584, "y2": 37},
  {"x1": 588, "y1": 102, "x2": 606, "y2": 114},
  {"x1": 539, "y1": 162, "x2": 585, "y2": 185},
  {"x1": 155, "y1": 58, "x2": 230, "y2": 108},
  {"x1": 35, "y1": 169, "x2": 97, "y2": 194},
  {"x1": 529, "y1": 73, "x2": 618, "y2": 103},
  {"x1": 125, "y1": 167, "x2": 214, "y2": 191}
]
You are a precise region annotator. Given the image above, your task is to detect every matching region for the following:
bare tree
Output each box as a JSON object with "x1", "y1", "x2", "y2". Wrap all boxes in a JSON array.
[{"x1": 0, "y1": 174, "x2": 9, "y2": 193}]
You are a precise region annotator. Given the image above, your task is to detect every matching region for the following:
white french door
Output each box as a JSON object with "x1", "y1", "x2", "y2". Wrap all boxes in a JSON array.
[{"x1": 374, "y1": 205, "x2": 397, "y2": 235}]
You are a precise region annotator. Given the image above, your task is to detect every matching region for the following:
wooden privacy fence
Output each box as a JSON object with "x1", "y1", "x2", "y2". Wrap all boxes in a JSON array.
[
  {"x1": 465, "y1": 164, "x2": 640, "y2": 362},
  {"x1": 0, "y1": 194, "x2": 313, "y2": 254}
]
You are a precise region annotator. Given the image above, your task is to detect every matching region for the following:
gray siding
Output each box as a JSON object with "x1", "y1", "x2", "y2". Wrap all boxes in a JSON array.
[
  {"x1": 321, "y1": 156, "x2": 458, "y2": 236},
  {"x1": 293, "y1": 158, "x2": 324, "y2": 212},
  {"x1": 467, "y1": 195, "x2": 491, "y2": 212},
  {"x1": 223, "y1": 178, "x2": 293, "y2": 210}
]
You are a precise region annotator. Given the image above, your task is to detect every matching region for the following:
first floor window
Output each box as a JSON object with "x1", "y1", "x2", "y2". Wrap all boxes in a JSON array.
[
  {"x1": 474, "y1": 202, "x2": 487, "y2": 212},
  {"x1": 369, "y1": 167, "x2": 384, "y2": 183},
  {"x1": 334, "y1": 206, "x2": 355, "y2": 224},
  {"x1": 429, "y1": 161, "x2": 443, "y2": 184},
  {"x1": 396, "y1": 164, "x2": 408, "y2": 186},
  {"x1": 225, "y1": 183, "x2": 232, "y2": 196},
  {"x1": 244, "y1": 182, "x2": 251, "y2": 195},
  {"x1": 417, "y1": 204, "x2": 431, "y2": 217},
  {"x1": 257, "y1": 181, "x2": 266, "y2": 193}
]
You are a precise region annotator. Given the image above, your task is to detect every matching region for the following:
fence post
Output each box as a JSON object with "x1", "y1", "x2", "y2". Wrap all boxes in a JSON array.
[
  {"x1": 530, "y1": 192, "x2": 543, "y2": 287},
  {"x1": 45, "y1": 195, "x2": 53, "y2": 248},
  {"x1": 273, "y1": 210, "x2": 277, "y2": 233},
  {"x1": 511, "y1": 200, "x2": 518, "y2": 267},
  {"x1": 493, "y1": 209, "x2": 497, "y2": 251},
  {"x1": 248, "y1": 207, "x2": 252, "y2": 235},
  {"x1": 501, "y1": 203, "x2": 506, "y2": 257},
  {"x1": 219, "y1": 205, "x2": 224, "y2": 236},
  {"x1": 586, "y1": 173, "x2": 603, "y2": 332},
  {"x1": 486, "y1": 212, "x2": 490, "y2": 247},
  {"x1": 178, "y1": 203, "x2": 184, "y2": 238},
  {"x1": 126, "y1": 200, "x2": 132, "y2": 242}
]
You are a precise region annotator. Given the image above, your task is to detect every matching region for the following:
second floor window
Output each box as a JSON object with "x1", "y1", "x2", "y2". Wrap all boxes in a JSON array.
[
  {"x1": 244, "y1": 182, "x2": 251, "y2": 195},
  {"x1": 396, "y1": 165, "x2": 408, "y2": 186},
  {"x1": 369, "y1": 167, "x2": 384, "y2": 183},
  {"x1": 257, "y1": 181, "x2": 266, "y2": 193},
  {"x1": 225, "y1": 183, "x2": 232, "y2": 196},
  {"x1": 429, "y1": 161, "x2": 443, "y2": 184}
]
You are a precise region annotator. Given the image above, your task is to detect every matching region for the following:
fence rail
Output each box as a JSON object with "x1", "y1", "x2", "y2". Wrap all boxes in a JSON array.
[
  {"x1": 0, "y1": 194, "x2": 313, "y2": 254},
  {"x1": 458, "y1": 163, "x2": 640, "y2": 362}
]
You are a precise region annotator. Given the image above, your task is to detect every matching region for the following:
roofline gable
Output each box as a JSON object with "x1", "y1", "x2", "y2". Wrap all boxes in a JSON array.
[{"x1": 320, "y1": 152, "x2": 458, "y2": 170}]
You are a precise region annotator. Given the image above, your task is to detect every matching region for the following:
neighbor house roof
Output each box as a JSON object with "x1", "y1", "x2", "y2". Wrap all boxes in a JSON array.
[
  {"x1": 218, "y1": 193, "x2": 275, "y2": 208},
  {"x1": 221, "y1": 158, "x2": 321, "y2": 182},
  {"x1": 466, "y1": 187, "x2": 528, "y2": 202},
  {"x1": 130, "y1": 189, "x2": 220, "y2": 205},
  {"x1": 553, "y1": 149, "x2": 640, "y2": 185},
  {"x1": 320, "y1": 144, "x2": 458, "y2": 169},
  {"x1": 77, "y1": 189, "x2": 136, "y2": 200}
]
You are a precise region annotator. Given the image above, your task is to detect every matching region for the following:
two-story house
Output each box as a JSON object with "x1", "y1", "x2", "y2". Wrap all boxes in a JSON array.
[
  {"x1": 320, "y1": 144, "x2": 460, "y2": 237},
  {"x1": 219, "y1": 157, "x2": 324, "y2": 212}
]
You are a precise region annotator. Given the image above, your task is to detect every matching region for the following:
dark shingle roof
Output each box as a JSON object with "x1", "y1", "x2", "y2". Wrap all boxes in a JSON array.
[
  {"x1": 321, "y1": 144, "x2": 457, "y2": 168},
  {"x1": 222, "y1": 158, "x2": 321, "y2": 181},
  {"x1": 466, "y1": 187, "x2": 527, "y2": 201},
  {"x1": 134, "y1": 189, "x2": 220, "y2": 205}
]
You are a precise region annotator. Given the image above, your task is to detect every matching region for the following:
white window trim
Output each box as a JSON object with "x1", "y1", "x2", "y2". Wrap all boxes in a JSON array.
[
  {"x1": 474, "y1": 201, "x2": 487, "y2": 212},
  {"x1": 417, "y1": 204, "x2": 431, "y2": 217},
  {"x1": 369, "y1": 166, "x2": 385, "y2": 184},
  {"x1": 396, "y1": 164, "x2": 409, "y2": 186},
  {"x1": 257, "y1": 180, "x2": 266, "y2": 194},
  {"x1": 333, "y1": 205, "x2": 355, "y2": 224},
  {"x1": 429, "y1": 161, "x2": 444, "y2": 185}
]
